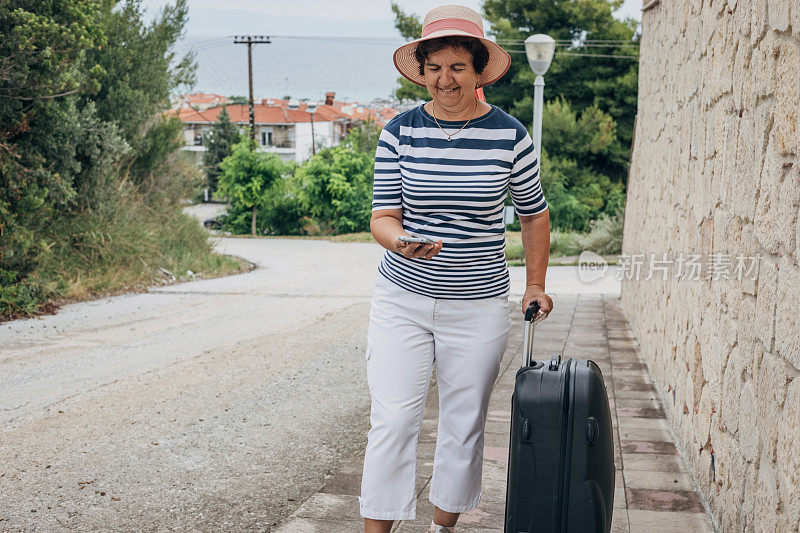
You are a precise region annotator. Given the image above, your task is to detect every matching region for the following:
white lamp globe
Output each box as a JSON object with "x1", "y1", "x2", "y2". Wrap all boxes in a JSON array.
[{"x1": 524, "y1": 34, "x2": 556, "y2": 76}]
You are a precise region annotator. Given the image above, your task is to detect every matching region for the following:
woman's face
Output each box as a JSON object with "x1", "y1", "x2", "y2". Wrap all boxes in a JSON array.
[{"x1": 422, "y1": 46, "x2": 479, "y2": 109}]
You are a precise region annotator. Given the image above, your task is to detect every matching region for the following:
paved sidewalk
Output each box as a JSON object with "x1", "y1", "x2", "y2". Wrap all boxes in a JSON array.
[{"x1": 276, "y1": 295, "x2": 715, "y2": 532}]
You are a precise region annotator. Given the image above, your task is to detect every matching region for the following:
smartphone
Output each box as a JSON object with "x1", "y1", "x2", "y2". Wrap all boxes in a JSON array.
[{"x1": 398, "y1": 235, "x2": 435, "y2": 245}]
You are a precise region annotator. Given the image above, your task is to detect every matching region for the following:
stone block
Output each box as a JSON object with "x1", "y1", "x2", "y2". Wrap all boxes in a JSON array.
[
  {"x1": 755, "y1": 350, "x2": 789, "y2": 463},
  {"x1": 732, "y1": 224, "x2": 759, "y2": 295},
  {"x1": 732, "y1": 113, "x2": 759, "y2": 222},
  {"x1": 719, "y1": 114, "x2": 740, "y2": 209},
  {"x1": 768, "y1": 1, "x2": 791, "y2": 31},
  {"x1": 732, "y1": 40, "x2": 752, "y2": 111},
  {"x1": 776, "y1": 379, "x2": 800, "y2": 525},
  {"x1": 774, "y1": 40, "x2": 800, "y2": 156},
  {"x1": 794, "y1": 1, "x2": 800, "y2": 38},
  {"x1": 709, "y1": 433, "x2": 744, "y2": 531},
  {"x1": 757, "y1": 350, "x2": 792, "y2": 409},
  {"x1": 751, "y1": 32, "x2": 778, "y2": 98},
  {"x1": 741, "y1": 461, "x2": 759, "y2": 528},
  {"x1": 696, "y1": 386, "x2": 714, "y2": 441},
  {"x1": 703, "y1": 3, "x2": 720, "y2": 52},
  {"x1": 734, "y1": 0, "x2": 751, "y2": 37},
  {"x1": 754, "y1": 101, "x2": 771, "y2": 165},
  {"x1": 754, "y1": 257, "x2": 778, "y2": 351},
  {"x1": 738, "y1": 380, "x2": 759, "y2": 462},
  {"x1": 750, "y1": 0, "x2": 768, "y2": 44},
  {"x1": 754, "y1": 142, "x2": 797, "y2": 255},
  {"x1": 775, "y1": 261, "x2": 800, "y2": 369},
  {"x1": 755, "y1": 463, "x2": 780, "y2": 531},
  {"x1": 720, "y1": 348, "x2": 743, "y2": 434},
  {"x1": 797, "y1": 203, "x2": 800, "y2": 265}
]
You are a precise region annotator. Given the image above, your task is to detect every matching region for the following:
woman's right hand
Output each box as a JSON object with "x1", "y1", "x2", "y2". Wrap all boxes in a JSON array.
[{"x1": 394, "y1": 237, "x2": 443, "y2": 260}]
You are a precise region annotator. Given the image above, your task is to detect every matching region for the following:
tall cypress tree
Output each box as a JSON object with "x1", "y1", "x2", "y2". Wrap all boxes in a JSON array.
[{"x1": 202, "y1": 106, "x2": 240, "y2": 194}]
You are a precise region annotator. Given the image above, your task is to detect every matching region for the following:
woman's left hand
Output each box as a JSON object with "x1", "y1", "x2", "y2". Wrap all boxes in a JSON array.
[{"x1": 522, "y1": 285, "x2": 553, "y2": 318}]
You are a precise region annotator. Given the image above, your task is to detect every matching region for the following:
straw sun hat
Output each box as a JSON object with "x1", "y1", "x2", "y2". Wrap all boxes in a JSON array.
[{"x1": 393, "y1": 5, "x2": 511, "y2": 88}]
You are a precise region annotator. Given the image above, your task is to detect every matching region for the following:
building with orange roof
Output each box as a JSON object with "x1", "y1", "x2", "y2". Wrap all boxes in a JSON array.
[
  {"x1": 175, "y1": 103, "x2": 350, "y2": 163},
  {"x1": 172, "y1": 92, "x2": 402, "y2": 164}
]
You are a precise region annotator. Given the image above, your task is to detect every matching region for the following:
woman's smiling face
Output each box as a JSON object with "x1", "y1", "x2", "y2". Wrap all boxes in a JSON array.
[{"x1": 423, "y1": 46, "x2": 479, "y2": 110}]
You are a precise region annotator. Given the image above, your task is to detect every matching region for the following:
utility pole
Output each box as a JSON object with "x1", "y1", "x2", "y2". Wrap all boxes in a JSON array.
[
  {"x1": 233, "y1": 35, "x2": 271, "y2": 143},
  {"x1": 310, "y1": 110, "x2": 316, "y2": 156}
]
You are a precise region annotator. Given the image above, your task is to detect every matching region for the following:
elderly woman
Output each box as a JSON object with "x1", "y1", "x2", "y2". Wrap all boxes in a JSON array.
[{"x1": 360, "y1": 5, "x2": 552, "y2": 533}]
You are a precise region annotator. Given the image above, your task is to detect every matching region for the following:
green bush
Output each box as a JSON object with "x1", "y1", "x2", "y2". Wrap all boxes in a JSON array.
[
  {"x1": 549, "y1": 231, "x2": 583, "y2": 257},
  {"x1": 576, "y1": 207, "x2": 625, "y2": 255},
  {"x1": 295, "y1": 143, "x2": 374, "y2": 235},
  {"x1": 0, "y1": 0, "x2": 237, "y2": 320},
  {"x1": 0, "y1": 269, "x2": 62, "y2": 318},
  {"x1": 218, "y1": 141, "x2": 287, "y2": 235},
  {"x1": 220, "y1": 175, "x2": 307, "y2": 236}
]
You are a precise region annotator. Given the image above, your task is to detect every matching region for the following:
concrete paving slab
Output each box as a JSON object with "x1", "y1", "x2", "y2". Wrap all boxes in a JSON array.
[
  {"x1": 274, "y1": 516, "x2": 366, "y2": 532},
  {"x1": 621, "y1": 453, "x2": 686, "y2": 473},
  {"x1": 627, "y1": 510, "x2": 714, "y2": 533},
  {"x1": 623, "y1": 471, "x2": 696, "y2": 492},
  {"x1": 292, "y1": 493, "x2": 360, "y2": 521}
]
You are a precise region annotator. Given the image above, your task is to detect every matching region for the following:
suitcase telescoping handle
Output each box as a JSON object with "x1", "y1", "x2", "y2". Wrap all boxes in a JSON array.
[
  {"x1": 522, "y1": 302, "x2": 543, "y2": 368},
  {"x1": 522, "y1": 302, "x2": 560, "y2": 370}
]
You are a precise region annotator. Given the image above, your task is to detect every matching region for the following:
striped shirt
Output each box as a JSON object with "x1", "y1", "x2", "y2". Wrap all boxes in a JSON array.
[{"x1": 372, "y1": 103, "x2": 548, "y2": 300}]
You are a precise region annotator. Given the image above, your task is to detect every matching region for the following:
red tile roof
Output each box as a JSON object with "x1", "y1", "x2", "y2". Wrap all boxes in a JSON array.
[
  {"x1": 175, "y1": 104, "x2": 317, "y2": 124},
  {"x1": 170, "y1": 99, "x2": 400, "y2": 127}
]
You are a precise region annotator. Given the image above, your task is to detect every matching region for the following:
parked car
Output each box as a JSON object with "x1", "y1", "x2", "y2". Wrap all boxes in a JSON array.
[{"x1": 203, "y1": 217, "x2": 223, "y2": 230}]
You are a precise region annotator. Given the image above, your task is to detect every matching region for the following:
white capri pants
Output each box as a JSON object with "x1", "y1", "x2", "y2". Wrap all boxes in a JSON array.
[{"x1": 359, "y1": 273, "x2": 511, "y2": 521}]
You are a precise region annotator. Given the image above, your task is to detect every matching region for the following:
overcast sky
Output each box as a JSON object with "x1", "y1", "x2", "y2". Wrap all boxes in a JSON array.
[{"x1": 142, "y1": 0, "x2": 642, "y2": 37}]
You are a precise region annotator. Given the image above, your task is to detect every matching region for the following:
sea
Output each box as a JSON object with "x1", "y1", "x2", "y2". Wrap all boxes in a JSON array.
[{"x1": 175, "y1": 35, "x2": 412, "y2": 103}]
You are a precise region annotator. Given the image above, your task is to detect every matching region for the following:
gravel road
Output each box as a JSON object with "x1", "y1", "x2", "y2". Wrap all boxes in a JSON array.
[
  {"x1": 0, "y1": 235, "x2": 619, "y2": 532},
  {"x1": 0, "y1": 237, "x2": 384, "y2": 531}
]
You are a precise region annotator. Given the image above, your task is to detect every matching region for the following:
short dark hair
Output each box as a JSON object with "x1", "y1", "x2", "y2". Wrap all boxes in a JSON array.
[{"x1": 414, "y1": 36, "x2": 490, "y2": 77}]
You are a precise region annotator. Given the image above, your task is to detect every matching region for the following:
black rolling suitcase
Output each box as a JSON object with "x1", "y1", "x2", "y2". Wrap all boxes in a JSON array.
[{"x1": 504, "y1": 303, "x2": 615, "y2": 533}]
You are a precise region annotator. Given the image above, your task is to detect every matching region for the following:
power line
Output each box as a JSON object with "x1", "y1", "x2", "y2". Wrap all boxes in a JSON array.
[
  {"x1": 192, "y1": 45, "x2": 239, "y2": 95},
  {"x1": 496, "y1": 39, "x2": 638, "y2": 44},
  {"x1": 270, "y1": 35, "x2": 404, "y2": 46},
  {"x1": 506, "y1": 49, "x2": 638, "y2": 59},
  {"x1": 171, "y1": 36, "x2": 232, "y2": 54},
  {"x1": 503, "y1": 43, "x2": 639, "y2": 50}
]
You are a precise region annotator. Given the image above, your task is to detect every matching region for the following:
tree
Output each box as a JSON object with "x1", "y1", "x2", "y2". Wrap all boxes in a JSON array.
[
  {"x1": 0, "y1": 0, "x2": 108, "y2": 284},
  {"x1": 79, "y1": 0, "x2": 195, "y2": 186},
  {"x1": 342, "y1": 119, "x2": 382, "y2": 155},
  {"x1": 296, "y1": 143, "x2": 375, "y2": 234},
  {"x1": 80, "y1": 0, "x2": 195, "y2": 143},
  {"x1": 0, "y1": 0, "x2": 201, "y2": 317},
  {"x1": 482, "y1": 0, "x2": 639, "y2": 156},
  {"x1": 218, "y1": 141, "x2": 286, "y2": 236},
  {"x1": 202, "y1": 106, "x2": 240, "y2": 194},
  {"x1": 537, "y1": 98, "x2": 626, "y2": 230},
  {"x1": 390, "y1": 3, "x2": 430, "y2": 102}
]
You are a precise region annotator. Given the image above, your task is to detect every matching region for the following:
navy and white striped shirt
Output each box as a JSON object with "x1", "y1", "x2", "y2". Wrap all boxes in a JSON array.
[{"x1": 372, "y1": 103, "x2": 548, "y2": 299}]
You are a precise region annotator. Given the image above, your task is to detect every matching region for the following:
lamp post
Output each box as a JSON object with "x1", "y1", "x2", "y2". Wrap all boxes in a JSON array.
[{"x1": 524, "y1": 34, "x2": 556, "y2": 162}]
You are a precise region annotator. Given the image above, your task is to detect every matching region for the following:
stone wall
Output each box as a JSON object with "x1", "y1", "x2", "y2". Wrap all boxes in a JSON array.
[{"x1": 620, "y1": 0, "x2": 799, "y2": 530}]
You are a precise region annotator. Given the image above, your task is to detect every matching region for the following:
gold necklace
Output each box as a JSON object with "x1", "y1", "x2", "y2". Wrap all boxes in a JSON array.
[{"x1": 432, "y1": 99, "x2": 478, "y2": 141}]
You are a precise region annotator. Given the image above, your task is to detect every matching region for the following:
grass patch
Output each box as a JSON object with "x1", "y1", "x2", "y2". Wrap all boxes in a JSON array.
[
  {"x1": 1, "y1": 191, "x2": 247, "y2": 321},
  {"x1": 505, "y1": 229, "x2": 583, "y2": 263},
  {"x1": 505, "y1": 210, "x2": 623, "y2": 264},
  {"x1": 291, "y1": 222, "x2": 622, "y2": 265}
]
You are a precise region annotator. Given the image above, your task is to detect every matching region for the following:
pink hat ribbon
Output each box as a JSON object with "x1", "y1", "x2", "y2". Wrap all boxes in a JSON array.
[{"x1": 421, "y1": 17, "x2": 484, "y2": 38}]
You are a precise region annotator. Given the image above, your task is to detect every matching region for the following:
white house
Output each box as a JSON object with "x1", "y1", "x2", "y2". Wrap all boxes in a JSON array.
[{"x1": 175, "y1": 103, "x2": 350, "y2": 164}]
